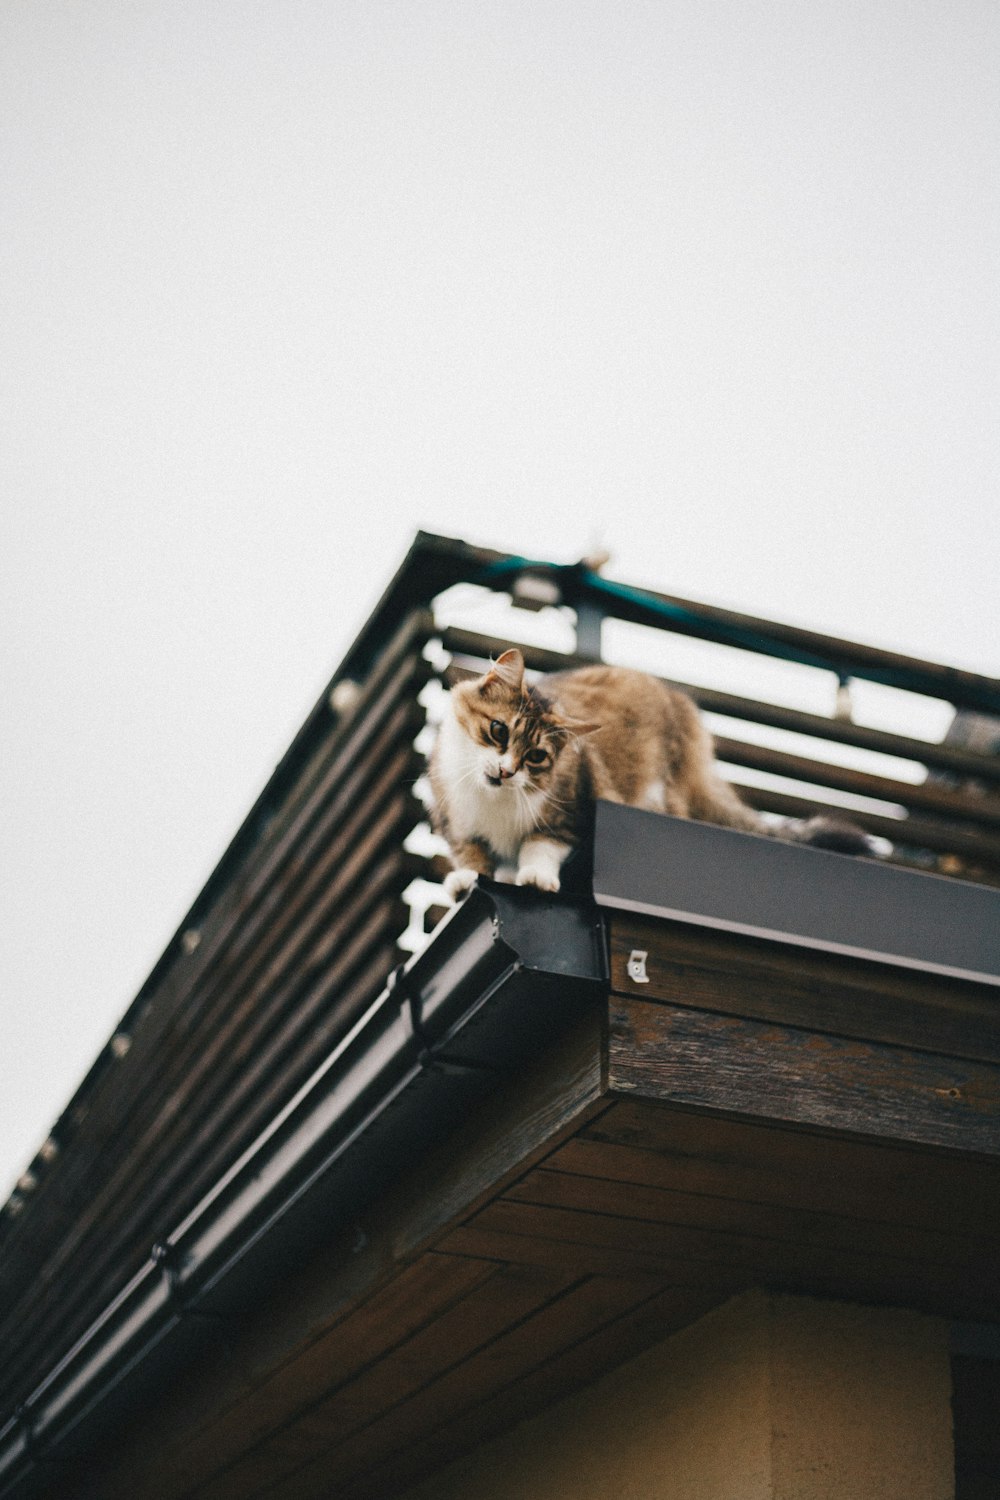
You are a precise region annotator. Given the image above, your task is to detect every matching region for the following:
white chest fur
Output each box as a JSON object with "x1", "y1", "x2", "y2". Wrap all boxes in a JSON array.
[{"x1": 434, "y1": 706, "x2": 541, "y2": 859}]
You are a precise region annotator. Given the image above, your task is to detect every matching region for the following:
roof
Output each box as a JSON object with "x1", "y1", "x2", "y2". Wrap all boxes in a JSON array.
[
  {"x1": 2, "y1": 532, "x2": 999, "y2": 1497},
  {"x1": 4, "y1": 816, "x2": 999, "y2": 1498}
]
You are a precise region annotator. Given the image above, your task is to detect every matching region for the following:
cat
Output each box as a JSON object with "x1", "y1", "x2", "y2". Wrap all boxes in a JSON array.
[{"x1": 428, "y1": 647, "x2": 875, "y2": 898}]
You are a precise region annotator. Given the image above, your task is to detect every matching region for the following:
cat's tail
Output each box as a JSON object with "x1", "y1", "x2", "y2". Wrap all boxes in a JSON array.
[
  {"x1": 688, "y1": 772, "x2": 886, "y2": 858},
  {"x1": 680, "y1": 705, "x2": 886, "y2": 858},
  {"x1": 771, "y1": 814, "x2": 887, "y2": 858}
]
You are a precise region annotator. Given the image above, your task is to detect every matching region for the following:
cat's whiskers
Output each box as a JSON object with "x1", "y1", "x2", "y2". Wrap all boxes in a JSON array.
[
  {"x1": 534, "y1": 785, "x2": 575, "y2": 817},
  {"x1": 451, "y1": 759, "x2": 491, "y2": 792},
  {"x1": 515, "y1": 780, "x2": 539, "y2": 829}
]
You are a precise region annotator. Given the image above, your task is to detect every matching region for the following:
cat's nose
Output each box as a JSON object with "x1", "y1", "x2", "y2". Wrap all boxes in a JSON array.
[{"x1": 498, "y1": 766, "x2": 514, "y2": 780}]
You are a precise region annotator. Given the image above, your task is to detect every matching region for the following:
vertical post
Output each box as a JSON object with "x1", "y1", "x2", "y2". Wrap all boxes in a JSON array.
[{"x1": 575, "y1": 599, "x2": 604, "y2": 660}]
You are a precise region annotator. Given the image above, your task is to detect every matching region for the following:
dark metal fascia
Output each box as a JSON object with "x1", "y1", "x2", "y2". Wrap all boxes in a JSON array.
[
  {"x1": 0, "y1": 884, "x2": 605, "y2": 1498},
  {"x1": 593, "y1": 802, "x2": 1000, "y2": 987}
]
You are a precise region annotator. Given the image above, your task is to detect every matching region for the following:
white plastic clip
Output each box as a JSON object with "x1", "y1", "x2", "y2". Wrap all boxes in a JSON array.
[{"x1": 627, "y1": 949, "x2": 650, "y2": 984}]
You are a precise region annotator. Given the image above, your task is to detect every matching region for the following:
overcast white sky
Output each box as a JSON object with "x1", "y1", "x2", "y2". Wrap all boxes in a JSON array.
[{"x1": 2, "y1": 1, "x2": 998, "y2": 1198}]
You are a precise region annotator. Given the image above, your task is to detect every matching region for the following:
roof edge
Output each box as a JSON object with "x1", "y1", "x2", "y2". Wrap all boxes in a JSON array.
[{"x1": 0, "y1": 884, "x2": 604, "y2": 1498}]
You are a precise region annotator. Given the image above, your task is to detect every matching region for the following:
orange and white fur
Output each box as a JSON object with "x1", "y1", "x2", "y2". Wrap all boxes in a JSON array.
[{"x1": 428, "y1": 647, "x2": 820, "y2": 899}]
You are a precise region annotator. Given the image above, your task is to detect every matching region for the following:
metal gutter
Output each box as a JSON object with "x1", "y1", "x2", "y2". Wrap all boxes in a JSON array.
[
  {"x1": 593, "y1": 803, "x2": 1000, "y2": 988},
  {"x1": 0, "y1": 885, "x2": 605, "y2": 1498}
]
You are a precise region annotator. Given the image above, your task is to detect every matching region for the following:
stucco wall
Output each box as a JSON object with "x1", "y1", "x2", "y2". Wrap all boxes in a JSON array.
[
  {"x1": 401, "y1": 1291, "x2": 953, "y2": 1500},
  {"x1": 768, "y1": 1295, "x2": 953, "y2": 1499}
]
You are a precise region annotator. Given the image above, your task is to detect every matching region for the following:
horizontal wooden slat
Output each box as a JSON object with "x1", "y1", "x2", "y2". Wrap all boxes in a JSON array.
[
  {"x1": 505, "y1": 1168, "x2": 995, "y2": 1272},
  {"x1": 445, "y1": 1199, "x2": 998, "y2": 1319},
  {"x1": 733, "y1": 782, "x2": 1000, "y2": 870},
  {"x1": 341, "y1": 1282, "x2": 724, "y2": 1500},
  {"x1": 609, "y1": 998, "x2": 1000, "y2": 1156},
  {"x1": 440, "y1": 562, "x2": 1000, "y2": 712},
  {"x1": 440, "y1": 625, "x2": 1000, "y2": 785},
  {"x1": 715, "y1": 735, "x2": 1000, "y2": 828},
  {"x1": 268, "y1": 1275, "x2": 670, "y2": 1500},
  {"x1": 253, "y1": 612, "x2": 433, "y2": 873},
  {"x1": 580, "y1": 1101, "x2": 1000, "y2": 1236},
  {"x1": 438, "y1": 1217, "x2": 741, "y2": 1284},
  {"x1": 189, "y1": 1263, "x2": 577, "y2": 1500},
  {"x1": 606, "y1": 914, "x2": 1000, "y2": 1064},
  {"x1": 549, "y1": 1133, "x2": 1000, "y2": 1241}
]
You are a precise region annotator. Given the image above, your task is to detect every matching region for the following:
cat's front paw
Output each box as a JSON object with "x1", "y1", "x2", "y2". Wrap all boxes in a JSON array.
[
  {"x1": 515, "y1": 867, "x2": 561, "y2": 893},
  {"x1": 444, "y1": 867, "x2": 479, "y2": 901},
  {"x1": 514, "y1": 839, "x2": 570, "y2": 893}
]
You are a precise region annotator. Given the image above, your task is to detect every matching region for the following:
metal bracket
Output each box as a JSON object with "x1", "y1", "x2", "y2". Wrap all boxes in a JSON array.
[
  {"x1": 151, "y1": 1239, "x2": 182, "y2": 1299},
  {"x1": 627, "y1": 949, "x2": 650, "y2": 984},
  {"x1": 13, "y1": 1404, "x2": 36, "y2": 1460}
]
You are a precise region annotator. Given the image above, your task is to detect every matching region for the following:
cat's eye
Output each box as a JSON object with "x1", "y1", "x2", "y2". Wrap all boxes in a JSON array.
[
  {"x1": 489, "y1": 719, "x2": 508, "y2": 748},
  {"x1": 524, "y1": 747, "x2": 548, "y2": 766}
]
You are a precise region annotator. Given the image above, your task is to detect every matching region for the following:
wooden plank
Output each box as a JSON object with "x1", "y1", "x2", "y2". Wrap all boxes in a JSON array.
[
  {"x1": 735, "y1": 781, "x2": 1000, "y2": 869},
  {"x1": 201, "y1": 742, "x2": 418, "y2": 1011},
  {"x1": 549, "y1": 1131, "x2": 1000, "y2": 1240},
  {"x1": 196, "y1": 720, "x2": 420, "y2": 1017},
  {"x1": 143, "y1": 1252, "x2": 502, "y2": 1498},
  {"x1": 437, "y1": 1218, "x2": 748, "y2": 1285},
  {"x1": 607, "y1": 914, "x2": 1000, "y2": 1063},
  {"x1": 446, "y1": 1200, "x2": 999, "y2": 1319},
  {"x1": 504, "y1": 1167, "x2": 998, "y2": 1271},
  {"x1": 714, "y1": 734, "x2": 1000, "y2": 828},
  {"x1": 271, "y1": 1275, "x2": 670, "y2": 1500},
  {"x1": 441, "y1": 626, "x2": 1000, "y2": 785},
  {"x1": 586, "y1": 1100, "x2": 1000, "y2": 1229},
  {"x1": 343, "y1": 1284, "x2": 726, "y2": 1500},
  {"x1": 437, "y1": 564, "x2": 1000, "y2": 713},
  {"x1": 254, "y1": 606, "x2": 430, "y2": 852},
  {"x1": 609, "y1": 997, "x2": 1000, "y2": 1156},
  {"x1": 189, "y1": 1264, "x2": 576, "y2": 1500}
]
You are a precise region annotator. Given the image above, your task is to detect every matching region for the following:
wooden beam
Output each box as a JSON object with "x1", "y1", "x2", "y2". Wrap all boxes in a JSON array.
[
  {"x1": 608, "y1": 997, "x2": 1000, "y2": 1156},
  {"x1": 607, "y1": 915, "x2": 1000, "y2": 1064}
]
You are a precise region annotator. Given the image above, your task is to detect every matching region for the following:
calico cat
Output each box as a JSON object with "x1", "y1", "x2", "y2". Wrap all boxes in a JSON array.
[{"x1": 428, "y1": 648, "x2": 873, "y2": 897}]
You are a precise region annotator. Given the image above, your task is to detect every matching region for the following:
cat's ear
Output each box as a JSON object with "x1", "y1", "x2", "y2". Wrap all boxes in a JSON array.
[{"x1": 481, "y1": 649, "x2": 524, "y2": 691}]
